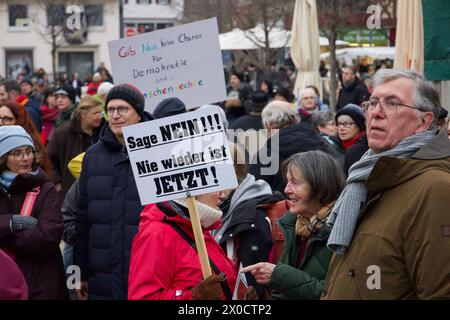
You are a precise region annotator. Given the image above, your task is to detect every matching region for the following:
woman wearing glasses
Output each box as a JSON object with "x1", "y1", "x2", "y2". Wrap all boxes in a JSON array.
[
  {"x1": 46, "y1": 95, "x2": 105, "y2": 203},
  {"x1": 0, "y1": 126, "x2": 67, "y2": 299},
  {"x1": 0, "y1": 100, "x2": 52, "y2": 175},
  {"x1": 335, "y1": 104, "x2": 368, "y2": 174}
]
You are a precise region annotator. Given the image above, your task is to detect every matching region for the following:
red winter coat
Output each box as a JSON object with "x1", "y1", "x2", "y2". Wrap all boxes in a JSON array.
[{"x1": 128, "y1": 201, "x2": 236, "y2": 300}]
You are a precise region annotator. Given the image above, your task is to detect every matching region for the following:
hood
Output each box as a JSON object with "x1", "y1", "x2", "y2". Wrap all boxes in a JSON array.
[
  {"x1": 212, "y1": 174, "x2": 273, "y2": 242},
  {"x1": 140, "y1": 201, "x2": 221, "y2": 233},
  {"x1": 228, "y1": 174, "x2": 273, "y2": 214},
  {"x1": 366, "y1": 130, "x2": 450, "y2": 192},
  {"x1": 271, "y1": 122, "x2": 326, "y2": 159}
]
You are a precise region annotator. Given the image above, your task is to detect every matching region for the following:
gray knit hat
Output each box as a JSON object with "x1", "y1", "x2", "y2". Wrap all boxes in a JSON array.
[
  {"x1": 105, "y1": 83, "x2": 145, "y2": 117},
  {"x1": 0, "y1": 126, "x2": 35, "y2": 158}
]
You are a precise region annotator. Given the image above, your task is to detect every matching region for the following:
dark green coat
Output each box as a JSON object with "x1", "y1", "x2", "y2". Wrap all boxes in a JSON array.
[{"x1": 268, "y1": 212, "x2": 332, "y2": 300}]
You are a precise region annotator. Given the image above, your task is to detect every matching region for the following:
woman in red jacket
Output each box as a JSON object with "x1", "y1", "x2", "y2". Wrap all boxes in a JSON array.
[{"x1": 128, "y1": 192, "x2": 236, "y2": 300}]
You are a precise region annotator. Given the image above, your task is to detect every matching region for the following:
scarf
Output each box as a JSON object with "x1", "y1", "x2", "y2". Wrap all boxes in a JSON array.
[
  {"x1": 327, "y1": 130, "x2": 436, "y2": 255},
  {"x1": 40, "y1": 105, "x2": 60, "y2": 122},
  {"x1": 0, "y1": 171, "x2": 18, "y2": 190},
  {"x1": 342, "y1": 131, "x2": 365, "y2": 150},
  {"x1": 0, "y1": 169, "x2": 39, "y2": 191},
  {"x1": 173, "y1": 198, "x2": 222, "y2": 228},
  {"x1": 296, "y1": 201, "x2": 335, "y2": 238}
]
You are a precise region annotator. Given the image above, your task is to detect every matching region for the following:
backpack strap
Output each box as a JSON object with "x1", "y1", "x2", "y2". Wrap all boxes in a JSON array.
[
  {"x1": 20, "y1": 186, "x2": 40, "y2": 217},
  {"x1": 162, "y1": 217, "x2": 233, "y2": 300}
]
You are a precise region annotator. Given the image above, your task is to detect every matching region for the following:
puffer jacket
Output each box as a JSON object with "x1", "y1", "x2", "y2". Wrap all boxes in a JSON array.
[
  {"x1": 128, "y1": 201, "x2": 236, "y2": 300},
  {"x1": 268, "y1": 211, "x2": 332, "y2": 300},
  {"x1": 322, "y1": 130, "x2": 450, "y2": 299},
  {"x1": 74, "y1": 114, "x2": 152, "y2": 300}
]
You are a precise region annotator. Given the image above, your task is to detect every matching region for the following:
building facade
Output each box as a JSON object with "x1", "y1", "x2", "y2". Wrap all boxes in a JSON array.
[
  {"x1": 0, "y1": 0, "x2": 120, "y2": 82},
  {"x1": 123, "y1": 0, "x2": 184, "y2": 38}
]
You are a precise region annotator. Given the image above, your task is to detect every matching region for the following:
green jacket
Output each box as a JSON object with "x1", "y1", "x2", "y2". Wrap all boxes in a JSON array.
[{"x1": 268, "y1": 211, "x2": 332, "y2": 300}]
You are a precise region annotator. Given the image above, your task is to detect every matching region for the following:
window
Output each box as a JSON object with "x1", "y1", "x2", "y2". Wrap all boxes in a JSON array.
[
  {"x1": 137, "y1": 23, "x2": 154, "y2": 33},
  {"x1": 136, "y1": 0, "x2": 152, "y2": 4},
  {"x1": 156, "y1": 0, "x2": 171, "y2": 4},
  {"x1": 85, "y1": 4, "x2": 103, "y2": 26},
  {"x1": 8, "y1": 5, "x2": 28, "y2": 27},
  {"x1": 47, "y1": 4, "x2": 66, "y2": 26},
  {"x1": 5, "y1": 50, "x2": 33, "y2": 80},
  {"x1": 156, "y1": 23, "x2": 173, "y2": 30}
]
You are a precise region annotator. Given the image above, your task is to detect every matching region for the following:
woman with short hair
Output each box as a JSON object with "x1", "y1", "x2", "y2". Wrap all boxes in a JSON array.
[{"x1": 241, "y1": 150, "x2": 346, "y2": 300}]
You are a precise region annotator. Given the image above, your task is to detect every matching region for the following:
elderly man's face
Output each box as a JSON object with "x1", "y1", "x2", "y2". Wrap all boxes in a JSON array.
[{"x1": 366, "y1": 78, "x2": 433, "y2": 153}]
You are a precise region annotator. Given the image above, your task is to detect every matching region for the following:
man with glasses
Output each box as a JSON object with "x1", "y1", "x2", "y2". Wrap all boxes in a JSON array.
[
  {"x1": 322, "y1": 69, "x2": 450, "y2": 299},
  {"x1": 74, "y1": 84, "x2": 153, "y2": 300}
]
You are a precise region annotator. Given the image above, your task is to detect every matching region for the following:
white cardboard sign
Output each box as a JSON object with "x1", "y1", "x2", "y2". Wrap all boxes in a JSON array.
[
  {"x1": 108, "y1": 18, "x2": 227, "y2": 113},
  {"x1": 122, "y1": 106, "x2": 238, "y2": 205}
]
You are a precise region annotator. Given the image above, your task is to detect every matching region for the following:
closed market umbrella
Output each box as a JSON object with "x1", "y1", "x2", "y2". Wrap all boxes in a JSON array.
[
  {"x1": 290, "y1": 0, "x2": 322, "y2": 98},
  {"x1": 394, "y1": 0, "x2": 424, "y2": 74}
]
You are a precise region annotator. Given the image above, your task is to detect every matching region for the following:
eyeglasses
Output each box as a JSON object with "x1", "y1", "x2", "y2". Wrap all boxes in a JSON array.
[
  {"x1": 106, "y1": 106, "x2": 129, "y2": 116},
  {"x1": 8, "y1": 149, "x2": 35, "y2": 161},
  {"x1": 0, "y1": 116, "x2": 15, "y2": 124},
  {"x1": 361, "y1": 98, "x2": 427, "y2": 114},
  {"x1": 337, "y1": 121, "x2": 356, "y2": 128}
]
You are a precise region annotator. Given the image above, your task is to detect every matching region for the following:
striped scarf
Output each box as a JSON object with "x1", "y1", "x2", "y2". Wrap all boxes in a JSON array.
[{"x1": 327, "y1": 130, "x2": 436, "y2": 255}]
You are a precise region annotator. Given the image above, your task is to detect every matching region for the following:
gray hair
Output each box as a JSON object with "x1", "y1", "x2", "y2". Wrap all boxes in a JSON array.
[
  {"x1": 261, "y1": 100, "x2": 300, "y2": 129},
  {"x1": 282, "y1": 150, "x2": 346, "y2": 205},
  {"x1": 373, "y1": 69, "x2": 440, "y2": 128},
  {"x1": 311, "y1": 111, "x2": 335, "y2": 133},
  {"x1": 298, "y1": 87, "x2": 317, "y2": 101}
]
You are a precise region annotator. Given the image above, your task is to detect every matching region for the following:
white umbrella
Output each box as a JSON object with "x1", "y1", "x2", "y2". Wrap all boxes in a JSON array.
[
  {"x1": 290, "y1": 0, "x2": 322, "y2": 98},
  {"x1": 219, "y1": 26, "x2": 348, "y2": 50},
  {"x1": 393, "y1": 0, "x2": 424, "y2": 74}
]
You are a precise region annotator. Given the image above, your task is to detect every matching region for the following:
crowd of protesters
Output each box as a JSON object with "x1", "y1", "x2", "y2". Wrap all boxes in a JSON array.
[{"x1": 0, "y1": 58, "x2": 450, "y2": 301}]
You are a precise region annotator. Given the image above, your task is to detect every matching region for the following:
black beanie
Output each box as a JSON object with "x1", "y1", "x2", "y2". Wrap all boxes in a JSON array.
[
  {"x1": 105, "y1": 83, "x2": 145, "y2": 117},
  {"x1": 153, "y1": 97, "x2": 186, "y2": 119},
  {"x1": 55, "y1": 85, "x2": 76, "y2": 104},
  {"x1": 335, "y1": 104, "x2": 366, "y2": 131}
]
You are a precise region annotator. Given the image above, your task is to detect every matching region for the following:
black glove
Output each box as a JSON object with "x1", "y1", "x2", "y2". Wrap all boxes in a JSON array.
[
  {"x1": 10, "y1": 215, "x2": 38, "y2": 232},
  {"x1": 191, "y1": 274, "x2": 225, "y2": 300}
]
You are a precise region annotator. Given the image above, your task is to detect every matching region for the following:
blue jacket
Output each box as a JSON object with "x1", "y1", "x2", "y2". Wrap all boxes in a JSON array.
[
  {"x1": 25, "y1": 98, "x2": 42, "y2": 133},
  {"x1": 74, "y1": 114, "x2": 152, "y2": 300}
]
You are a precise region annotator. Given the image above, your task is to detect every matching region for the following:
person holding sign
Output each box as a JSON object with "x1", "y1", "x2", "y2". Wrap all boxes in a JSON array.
[
  {"x1": 128, "y1": 192, "x2": 236, "y2": 300},
  {"x1": 74, "y1": 84, "x2": 153, "y2": 300}
]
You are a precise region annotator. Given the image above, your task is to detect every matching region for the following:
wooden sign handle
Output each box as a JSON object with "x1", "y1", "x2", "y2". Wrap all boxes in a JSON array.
[{"x1": 186, "y1": 196, "x2": 212, "y2": 279}]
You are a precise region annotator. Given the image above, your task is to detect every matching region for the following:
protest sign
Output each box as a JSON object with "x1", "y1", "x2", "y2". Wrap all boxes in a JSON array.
[
  {"x1": 108, "y1": 18, "x2": 227, "y2": 113},
  {"x1": 122, "y1": 105, "x2": 238, "y2": 205}
]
